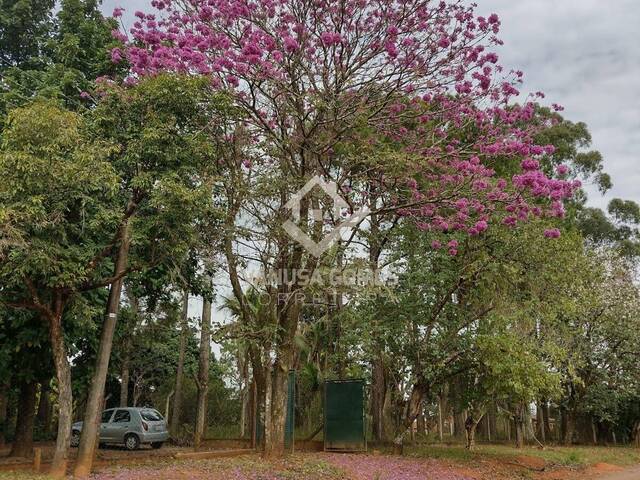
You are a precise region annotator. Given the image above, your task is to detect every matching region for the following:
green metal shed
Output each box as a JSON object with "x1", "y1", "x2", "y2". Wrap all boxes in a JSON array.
[{"x1": 323, "y1": 379, "x2": 367, "y2": 452}]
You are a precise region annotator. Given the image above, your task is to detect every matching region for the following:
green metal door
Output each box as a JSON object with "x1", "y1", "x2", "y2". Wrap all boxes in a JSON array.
[{"x1": 324, "y1": 380, "x2": 366, "y2": 452}]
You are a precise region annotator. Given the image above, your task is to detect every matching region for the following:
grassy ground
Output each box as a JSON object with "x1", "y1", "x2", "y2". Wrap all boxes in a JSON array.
[
  {"x1": 405, "y1": 443, "x2": 640, "y2": 468},
  {"x1": 1, "y1": 444, "x2": 640, "y2": 479},
  {"x1": 0, "y1": 455, "x2": 347, "y2": 480}
]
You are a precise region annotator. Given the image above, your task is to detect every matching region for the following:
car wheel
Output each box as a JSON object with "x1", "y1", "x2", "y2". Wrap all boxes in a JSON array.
[
  {"x1": 124, "y1": 434, "x2": 140, "y2": 451},
  {"x1": 70, "y1": 430, "x2": 80, "y2": 448},
  {"x1": 151, "y1": 442, "x2": 163, "y2": 449}
]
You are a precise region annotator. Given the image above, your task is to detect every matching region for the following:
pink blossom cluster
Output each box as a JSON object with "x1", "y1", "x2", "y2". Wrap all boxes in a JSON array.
[{"x1": 114, "y1": 0, "x2": 577, "y2": 252}]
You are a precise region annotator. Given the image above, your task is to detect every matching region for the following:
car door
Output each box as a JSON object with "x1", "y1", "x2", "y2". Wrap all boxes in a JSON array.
[
  {"x1": 111, "y1": 409, "x2": 132, "y2": 444},
  {"x1": 99, "y1": 409, "x2": 115, "y2": 442}
]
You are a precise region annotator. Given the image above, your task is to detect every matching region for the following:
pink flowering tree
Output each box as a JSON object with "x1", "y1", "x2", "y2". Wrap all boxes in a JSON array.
[{"x1": 114, "y1": 0, "x2": 577, "y2": 455}]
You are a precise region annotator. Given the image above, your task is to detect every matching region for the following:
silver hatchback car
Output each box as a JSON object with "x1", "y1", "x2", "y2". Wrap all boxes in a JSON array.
[{"x1": 71, "y1": 407, "x2": 169, "y2": 450}]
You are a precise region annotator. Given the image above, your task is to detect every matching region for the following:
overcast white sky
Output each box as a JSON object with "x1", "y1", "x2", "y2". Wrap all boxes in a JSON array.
[{"x1": 100, "y1": 0, "x2": 640, "y2": 328}]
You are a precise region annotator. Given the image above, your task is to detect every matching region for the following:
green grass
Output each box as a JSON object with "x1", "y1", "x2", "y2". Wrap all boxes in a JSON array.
[
  {"x1": 0, "y1": 474, "x2": 46, "y2": 480},
  {"x1": 406, "y1": 442, "x2": 640, "y2": 468}
]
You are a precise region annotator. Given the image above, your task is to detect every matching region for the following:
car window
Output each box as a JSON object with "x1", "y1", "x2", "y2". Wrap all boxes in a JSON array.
[
  {"x1": 101, "y1": 410, "x2": 114, "y2": 423},
  {"x1": 113, "y1": 410, "x2": 131, "y2": 423},
  {"x1": 140, "y1": 410, "x2": 163, "y2": 421}
]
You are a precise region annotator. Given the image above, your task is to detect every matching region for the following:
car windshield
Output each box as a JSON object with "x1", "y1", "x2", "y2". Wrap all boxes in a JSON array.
[
  {"x1": 140, "y1": 409, "x2": 163, "y2": 421},
  {"x1": 101, "y1": 410, "x2": 113, "y2": 423}
]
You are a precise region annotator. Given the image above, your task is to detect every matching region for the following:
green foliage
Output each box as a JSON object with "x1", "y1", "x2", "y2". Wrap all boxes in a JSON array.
[
  {"x1": 0, "y1": 0, "x2": 54, "y2": 67},
  {"x1": 0, "y1": 0, "x2": 121, "y2": 120},
  {"x1": 0, "y1": 100, "x2": 118, "y2": 290}
]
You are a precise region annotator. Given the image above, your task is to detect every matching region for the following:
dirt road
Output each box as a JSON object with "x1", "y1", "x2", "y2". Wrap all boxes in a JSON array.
[{"x1": 593, "y1": 466, "x2": 640, "y2": 480}]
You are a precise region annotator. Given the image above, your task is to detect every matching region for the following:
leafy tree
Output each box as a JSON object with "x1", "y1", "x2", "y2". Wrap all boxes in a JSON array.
[
  {"x1": 0, "y1": 0, "x2": 54, "y2": 67},
  {"x1": 124, "y1": 0, "x2": 579, "y2": 456},
  {"x1": 0, "y1": 0, "x2": 121, "y2": 119},
  {"x1": 0, "y1": 100, "x2": 118, "y2": 474}
]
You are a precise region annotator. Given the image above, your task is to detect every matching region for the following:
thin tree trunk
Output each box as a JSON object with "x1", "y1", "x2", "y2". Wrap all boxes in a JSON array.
[
  {"x1": 194, "y1": 296, "x2": 212, "y2": 449},
  {"x1": 262, "y1": 361, "x2": 273, "y2": 455},
  {"x1": 465, "y1": 417, "x2": 482, "y2": 450},
  {"x1": 591, "y1": 418, "x2": 598, "y2": 445},
  {"x1": 164, "y1": 390, "x2": 174, "y2": 421},
  {"x1": 49, "y1": 312, "x2": 73, "y2": 478},
  {"x1": 541, "y1": 401, "x2": 552, "y2": 440},
  {"x1": 119, "y1": 294, "x2": 139, "y2": 408},
  {"x1": 371, "y1": 353, "x2": 386, "y2": 442},
  {"x1": 515, "y1": 421, "x2": 524, "y2": 449},
  {"x1": 416, "y1": 405, "x2": 426, "y2": 439},
  {"x1": 36, "y1": 381, "x2": 51, "y2": 433},
  {"x1": 240, "y1": 385, "x2": 247, "y2": 438},
  {"x1": 0, "y1": 380, "x2": 9, "y2": 447},
  {"x1": 249, "y1": 380, "x2": 256, "y2": 447},
  {"x1": 74, "y1": 220, "x2": 132, "y2": 478},
  {"x1": 514, "y1": 405, "x2": 525, "y2": 449},
  {"x1": 562, "y1": 407, "x2": 575, "y2": 446},
  {"x1": 454, "y1": 412, "x2": 466, "y2": 440},
  {"x1": 9, "y1": 380, "x2": 37, "y2": 458},
  {"x1": 489, "y1": 403, "x2": 497, "y2": 442},
  {"x1": 632, "y1": 421, "x2": 640, "y2": 448},
  {"x1": 536, "y1": 401, "x2": 546, "y2": 443},
  {"x1": 171, "y1": 290, "x2": 190, "y2": 436},
  {"x1": 120, "y1": 355, "x2": 130, "y2": 408},
  {"x1": 437, "y1": 395, "x2": 444, "y2": 442}
]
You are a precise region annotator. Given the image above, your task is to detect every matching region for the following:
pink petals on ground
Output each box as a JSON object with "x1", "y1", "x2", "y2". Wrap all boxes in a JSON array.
[{"x1": 325, "y1": 453, "x2": 475, "y2": 480}]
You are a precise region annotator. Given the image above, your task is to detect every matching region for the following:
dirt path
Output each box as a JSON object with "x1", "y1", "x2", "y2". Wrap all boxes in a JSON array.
[{"x1": 591, "y1": 466, "x2": 640, "y2": 480}]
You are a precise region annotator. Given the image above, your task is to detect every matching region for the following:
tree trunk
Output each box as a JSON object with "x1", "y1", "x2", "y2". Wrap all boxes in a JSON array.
[
  {"x1": 262, "y1": 361, "x2": 273, "y2": 454},
  {"x1": 561, "y1": 407, "x2": 575, "y2": 446},
  {"x1": 392, "y1": 380, "x2": 428, "y2": 454},
  {"x1": 632, "y1": 421, "x2": 640, "y2": 448},
  {"x1": 249, "y1": 380, "x2": 257, "y2": 447},
  {"x1": 264, "y1": 360, "x2": 289, "y2": 457},
  {"x1": 37, "y1": 381, "x2": 51, "y2": 433},
  {"x1": 74, "y1": 221, "x2": 132, "y2": 478},
  {"x1": 514, "y1": 405, "x2": 525, "y2": 449},
  {"x1": 371, "y1": 353, "x2": 386, "y2": 442},
  {"x1": 416, "y1": 406, "x2": 426, "y2": 439},
  {"x1": 164, "y1": 390, "x2": 174, "y2": 421},
  {"x1": 49, "y1": 312, "x2": 73, "y2": 478},
  {"x1": 120, "y1": 354, "x2": 130, "y2": 408},
  {"x1": 194, "y1": 296, "x2": 212, "y2": 450},
  {"x1": 541, "y1": 401, "x2": 552, "y2": 440},
  {"x1": 240, "y1": 385, "x2": 247, "y2": 438},
  {"x1": 437, "y1": 395, "x2": 444, "y2": 442},
  {"x1": 465, "y1": 416, "x2": 482, "y2": 450},
  {"x1": 170, "y1": 291, "x2": 190, "y2": 436},
  {"x1": 515, "y1": 420, "x2": 524, "y2": 449},
  {"x1": 454, "y1": 411, "x2": 466, "y2": 440},
  {"x1": 536, "y1": 401, "x2": 546, "y2": 443},
  {"x1": 591, "y1": 418, "x2": 598, "y2": 445},
  {"x1": 120, "y1": 293, "x2": 140, "y2": 408},
  {"x1": 489, "y1": 403, "x2": 497, "y2": 442},
  {"x1": 0, "y1": 380, "x2": 8, "y2": 448},
  {"x1": 9, "y1": 380, "x2": 37, "y2": 458},
  {"x1": 248, "y1": 347, "x2": 266, "y2": 450}
]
